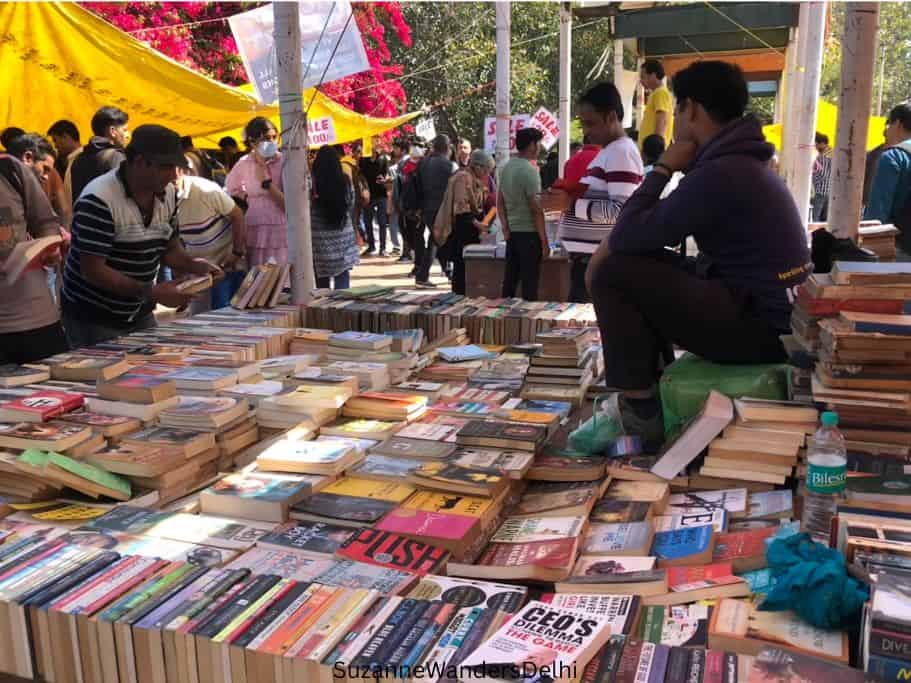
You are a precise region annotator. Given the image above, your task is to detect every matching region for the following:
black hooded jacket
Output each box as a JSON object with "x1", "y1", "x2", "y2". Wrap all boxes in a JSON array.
[{"x1": 69, "y1": 136, "x2": 125, "y2": 206}]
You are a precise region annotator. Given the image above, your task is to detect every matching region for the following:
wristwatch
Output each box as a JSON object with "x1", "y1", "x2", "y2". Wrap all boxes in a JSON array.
[{"x1": 261, "y1": 179, "x2": 272, "y2": 190}]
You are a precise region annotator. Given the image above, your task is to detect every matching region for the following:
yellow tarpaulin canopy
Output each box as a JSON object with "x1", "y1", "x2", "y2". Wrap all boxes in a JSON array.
[
  {"x1": 0, "y1": 2, "x2": 418, "y2": 147},
  {"x1": 763, "y1": 100, "x2": 886, "y2": 152}
]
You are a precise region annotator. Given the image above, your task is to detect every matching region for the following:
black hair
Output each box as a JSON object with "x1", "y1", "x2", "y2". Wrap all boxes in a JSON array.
[
  {"x1": 642, "y1": 59, "x2": 665, "y2": 80},
  {"x1": 432, "y1": 134, "x2": 450, "y2": 154},
  {"x1": 312, "y1": 145, "x2": 350, "y2": 226},
  {"x1": 814, "y1": 132, "x2": 829, "y2": 145},
  {"x1": 578, "y1": 82, "x2": 625, "y2": 122},
  {"x1": 218, "y1": 136, "x2": 238, "y2": 149},
  {"x1": 641, "y1": 134, "x2": 666, "y2": 166},
  {"x1": 570, "y1": 141, "x2": 583, "y2": 154},
  {"x1": 0, "y1": 127, "x2": 25, "y2": 150},
  {"x1": 91, "y1": 106, "x2": 129, "y2": 137},
  {"x1": 515, "y1": 127, "x2": 544, "y2": 153},
  {"x1": 47, "y1": 119, "x2": 80, "y2": 143},
  {"x1": 331, "y1": 144, "x2": 346, "y2": 158},
  {"x1": 180, "y1": 136, "x2": 194, "y2": 151},
  {"x1": 671, "y1": 60, "x2": 748, "y2": 125},
  {"x1": 243, "y1": 116, "x2": 277, "y2": 147},
  {"x1": 888, "y1": 104, "x2": 911, "y2": 131},
  {"x1": 8, "y1": 133, "x2": 55, "y2": 162}
]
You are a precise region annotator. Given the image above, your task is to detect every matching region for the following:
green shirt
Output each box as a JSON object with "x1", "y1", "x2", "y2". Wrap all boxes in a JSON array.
[{"x1": 499, "y1": 157, "x2": 541, "y2": 233}]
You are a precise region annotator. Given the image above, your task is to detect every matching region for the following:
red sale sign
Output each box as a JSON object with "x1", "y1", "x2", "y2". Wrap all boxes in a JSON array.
[
  {"x1": 529, "y1": 107, "x2": 560, "y2": 151},
  {"x1": 483, "y1": 114, "x2": 530, "y2": 152}
]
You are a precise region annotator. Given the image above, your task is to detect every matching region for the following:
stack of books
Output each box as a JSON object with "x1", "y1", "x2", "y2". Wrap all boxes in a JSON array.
[
  {"x1": 342, "y1": 391, "x2": 428, "y2": 422},
  {"x1": 257, "y1": 384, "x2": 350, "y2": 431},
  {"x1": 520, "y1": 327, "x2": 600, "y2": 406},
  {"x1": 698, "y1": 398, "x2": 814, "y2": 488},
  {"x1": 229, "y1": 263, "x2": 291, "y2": 309},
  {"x1": 859, "y1": 222, "x2": 899, "y2": 261},
  {"x1": 288, "y1": 327, "x2": 333, "y2": 357}
]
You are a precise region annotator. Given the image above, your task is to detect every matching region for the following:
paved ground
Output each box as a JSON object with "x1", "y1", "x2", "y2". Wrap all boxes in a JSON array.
[{"x1": 348, "y1": 250, "x2": 450, "y2": 290}]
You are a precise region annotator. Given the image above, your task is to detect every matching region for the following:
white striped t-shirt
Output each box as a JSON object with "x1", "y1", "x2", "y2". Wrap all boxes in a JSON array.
[{"x1": 559, "y1": 136, "x2": 643, "y2": 254}]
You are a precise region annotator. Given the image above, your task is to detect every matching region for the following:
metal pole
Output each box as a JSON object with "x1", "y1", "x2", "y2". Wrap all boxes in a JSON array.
[
  {"x1": 273, "y1": 1, "x2": 314, "y2": 304},
  {"x1": 829, "y1": 2, "x2": 880, "y2": 241},
  {"x1": 790, "y1": 1, "x2": 826, "y2": 226},
  {"x1": 495, "y1": 2, "x2": 511, "y2": 175},
  {"x1": 558, "y1": 2, "x2": 572, "y2": 169}
]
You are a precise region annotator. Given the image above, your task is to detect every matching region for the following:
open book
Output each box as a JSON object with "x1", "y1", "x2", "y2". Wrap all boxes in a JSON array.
[{"x1": 1, "y1": 235, "x2": 62, "y2": 282}]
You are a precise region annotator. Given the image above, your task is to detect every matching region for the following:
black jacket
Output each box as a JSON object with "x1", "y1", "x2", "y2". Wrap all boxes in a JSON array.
[{"x1": 69, "y1": 136, "x2": 125, "y2": 206}]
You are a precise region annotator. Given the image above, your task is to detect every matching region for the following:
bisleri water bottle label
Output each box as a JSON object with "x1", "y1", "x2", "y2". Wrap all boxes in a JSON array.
[{"x1": 806, "y1": 461, "x2": 846, "y2": 494}]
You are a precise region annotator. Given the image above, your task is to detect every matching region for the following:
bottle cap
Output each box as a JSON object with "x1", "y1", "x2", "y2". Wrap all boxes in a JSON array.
[{"x1": 821, "y1": 411, "x2": 839, "y2": 427}]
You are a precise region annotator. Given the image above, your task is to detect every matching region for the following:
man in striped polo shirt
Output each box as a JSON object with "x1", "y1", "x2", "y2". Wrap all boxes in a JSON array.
[
  {"x1": 552, "y1": 82, "x2": 643, "y2": 301},
  {"x1": 62, "y1": 125, "x2": 223, "y2": 348}
]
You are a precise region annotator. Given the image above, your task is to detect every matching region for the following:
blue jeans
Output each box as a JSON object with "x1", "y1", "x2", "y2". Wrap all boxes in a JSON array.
[
  {"x1": 316, "y1": 270, "x2": 350, "y2": 290},
  {"x1": 212, "y1": 270, "x2": 247, "y2": 309},
  {"x1": 362, "y1": 198, "x2": 388, "y2": 253}
]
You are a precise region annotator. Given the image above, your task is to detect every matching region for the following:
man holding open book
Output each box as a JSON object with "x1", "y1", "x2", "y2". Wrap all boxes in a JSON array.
[
  {"x1": 586, "y1": 61, "x2": 811, "y2": 451},
  {"x1": 61, "y1": 125, "x2": 223, "y2": 348}
]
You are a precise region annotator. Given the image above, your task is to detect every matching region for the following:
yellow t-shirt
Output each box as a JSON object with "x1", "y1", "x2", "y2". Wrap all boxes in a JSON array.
[{"x1": 639, "y1": 84, "x2": 675, "y2": 149}]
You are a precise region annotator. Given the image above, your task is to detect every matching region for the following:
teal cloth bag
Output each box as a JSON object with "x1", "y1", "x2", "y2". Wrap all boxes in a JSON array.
[{"x1": 568, "y1": 395, "x2": 625, "y2": 455}]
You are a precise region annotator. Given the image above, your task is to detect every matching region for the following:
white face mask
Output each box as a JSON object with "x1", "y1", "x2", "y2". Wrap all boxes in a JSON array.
[{"x1": 257, "y1": 140, "x2": 278, "y2": 159}]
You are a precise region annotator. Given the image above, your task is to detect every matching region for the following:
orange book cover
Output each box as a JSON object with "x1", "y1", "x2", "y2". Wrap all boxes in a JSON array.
[{"x1": 257, "y1": 585, "x2": 340, "y2": 655}]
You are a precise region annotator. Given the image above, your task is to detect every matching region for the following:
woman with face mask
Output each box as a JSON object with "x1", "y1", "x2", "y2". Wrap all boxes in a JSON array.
[{"x1": 225, "y1": 117, "x2": 286, "y2": 267}]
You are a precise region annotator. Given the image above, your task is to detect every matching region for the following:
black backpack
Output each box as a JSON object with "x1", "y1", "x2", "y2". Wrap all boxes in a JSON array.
[{"x1": 400, "y1": 169, "x2": 421, "y2": 214}]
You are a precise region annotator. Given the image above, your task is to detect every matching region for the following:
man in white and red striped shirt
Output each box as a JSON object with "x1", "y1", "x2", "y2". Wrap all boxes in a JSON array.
[{"x1": 555, "y1": 82, "x2": 643, "y2": 300}]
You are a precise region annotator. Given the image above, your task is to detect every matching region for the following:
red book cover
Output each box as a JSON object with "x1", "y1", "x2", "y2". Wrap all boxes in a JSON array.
[
  {"x1": 376, "y1": 508, "x2": 479, "y2": 542},
  {"x1": 713, "y1": 526, "x2": 777, "y2": 562},
  {"x1": 667, "y1": 562, "x2": 741, "y2": 591},
  {"x1": 703, "y1": 650, "x2": 725, "y2": 683},
  {"x1": 795, "y1": 292, "x2": 904, "y2": 316},
  {"x1": 0, "y1": 391, "x2": 84, "y2": 420},
  {"x1": 336, "y1": 528, "x2": 449, "y2": 575},
  {"x1": 478, "y1": 538, "x2": 577, "y2": 569}
]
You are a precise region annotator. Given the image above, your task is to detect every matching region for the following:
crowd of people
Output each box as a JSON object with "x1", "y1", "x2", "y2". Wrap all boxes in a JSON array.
[{"x1": 2, "y1": 55, "x2": 909, "y2": 449}]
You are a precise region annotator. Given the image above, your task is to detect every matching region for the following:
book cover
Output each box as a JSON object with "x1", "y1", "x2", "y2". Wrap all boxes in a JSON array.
[
  {"x1": 226, "y1": 548, "x2": 333, "y2": 582},
  {"x1": 393, "y1": 423, "x2": 460, "y2": 442},
  {"x1": 369, "y1": 437, "x2": 456, "y2": 460},
  {"x1": 292, "y1": 493, "x2": 397, "y2": 524},
  {"x1": 314, "y1": 559, "x2": 415, "y2": 595},
  {"x1": 437, "y1": 345, "x2": 496, "y2": 363},
  {"x1": 377, "y1": 508, "x2": 479, "y2": 542},
  {"x1": 667, "y1": 562, "x2": 744, "y2": 592},
  {"x1": 407, "y1": 574, "x2": 526, "y2": 613},
  {"x1": 321, "y1": 477, "x2": 414, "y2": 503},
  {"x1": 350, "y1": 454, "x2": 424, "y2": 480},
  {"x1": 0, "y1": 390, "x2": 84, "y2": 421},
  {"x1": 457, "y1": 600, "x2": 612, "y2": 683},
  {"x1": 45, "y1": 452, "x2": 132, "y2": 499},
  {"x1": 568, "y1": 555, "x2": 661, "y2": 580},
  {"x1": 748, "y1": 646, "x2": 867, "y2": 683},
  {"x1": 543, "y1": 593, "x2": 640, "y2": 636},
  {"x1": 667, "y1": 489, "x2": 748, "y2": 515},
  {"x1": 491, "y1": 516, "x2": 586, "y2": 544},
  {"x1": 337, "y1": 528, "x2": 449, "y2": 575},
  {"x1": 590, "y1": 499, "x2": 653, "y2": 524},
  {"x1": 408, "y1": 461, "x2": 507, "y2": 495},
  {"x1": 713, "y1": 526, "x2": 777, "y2": 563},
  {"x1": 652, "y1": 525, "x2": 714, "y2": 562},
  {"x1": 402, "y1": 491, "x2": 497, "y2": 519},
  {"x1": 202, "y1": 471, "x2": 315, "y2": 502},
  {"x1": 476, "y1": 538, "x2": 578, "y2": 571},
  {"x1": 258, "y1": 521, "x2": 354, "y2": 556},
  {"x1": 256, "y1": 439, "x2": 355, "y2": 471},
  {"x1": 583, "y1": 522, "x2": 654, "y2": 555},
  {"x1": 740, "y1": 490, "x2": 793, "y2": 519},
  {"x1": 457, "y1": 420, "x2": 547, "y2": 444},
  {"x1": 654, "y1": 509, "x2": 727, "y2": 533}
]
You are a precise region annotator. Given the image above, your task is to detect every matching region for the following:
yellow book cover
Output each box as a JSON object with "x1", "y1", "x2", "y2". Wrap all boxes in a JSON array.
[
  {"x1": 321, "y1": 477, "x2": 415, "y2": 503},
  {"x1": 500, "y1": 410, "x2": 557, "y2": 425},
  {"x1": 403, "y1": 490, "x2": 496, "y2": 518}
]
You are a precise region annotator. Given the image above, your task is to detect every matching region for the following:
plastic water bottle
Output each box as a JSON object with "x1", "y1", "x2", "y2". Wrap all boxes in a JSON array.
[{"x1": 801, "y1": 411, "x2": 847, "y2": 545}]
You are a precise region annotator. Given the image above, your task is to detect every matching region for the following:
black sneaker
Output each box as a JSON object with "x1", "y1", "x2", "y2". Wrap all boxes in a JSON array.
[
  {"x1": 617, "y1": 394, "x2": 665, "y2": 454},
  {"x1": 415, "y1": 280, "x2": 438, "y2": 289},
  {"x1": 811, "y1": 229, "x2": 878, "y2": 274}
]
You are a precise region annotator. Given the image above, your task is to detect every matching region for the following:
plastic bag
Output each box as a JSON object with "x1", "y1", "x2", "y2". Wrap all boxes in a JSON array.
[{"x1": 568, "y1": 394, "x2": 625, "y2": 456}]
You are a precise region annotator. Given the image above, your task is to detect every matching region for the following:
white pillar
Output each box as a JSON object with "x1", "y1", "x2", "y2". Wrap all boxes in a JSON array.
[
  {"x1": 777, "y1": 27, "x2": 798, "y2": 172},
  {"x1": 829, "y1": 2, "x2": 880, "y2": 240},
  {"x1": 876, "y1": 44, "x2": 886, "y2": 116},
  {"x1": 495, "y1": 2, "x2": 511, "y2": 175},
  {"x1": 635, "y1": 55, "x2": 645, "y2": 131},
  {"x1": 790, "y1": 1, "x2": 826, "y2": 226},
  {"x1": 783, "y1": 3, "x2": 809, "y2": 191},
  {"x1": 273, "y1": 1, "x2": 314, "y2": 304},
  {"x1": 558, "y1": 2, "x2": 572, "y2": 169}
]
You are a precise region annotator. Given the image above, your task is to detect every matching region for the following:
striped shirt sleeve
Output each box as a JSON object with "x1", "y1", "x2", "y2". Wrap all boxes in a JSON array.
[{"x1": 71, "y1": 194, "x2": 115, "y2": 257}]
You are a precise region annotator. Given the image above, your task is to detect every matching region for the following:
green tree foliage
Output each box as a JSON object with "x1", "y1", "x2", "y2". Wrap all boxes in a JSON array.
[
  {"x1": 387, "y1": 2, "x2": 613, "y2": 146},
  {"x1": 821, "y1": 2, "x2": 911, "y2": 117}
]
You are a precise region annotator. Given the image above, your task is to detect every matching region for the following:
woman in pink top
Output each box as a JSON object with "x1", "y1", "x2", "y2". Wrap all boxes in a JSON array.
[{"x1": 225, "y1": 117, "x2": 287, "y2": 266}]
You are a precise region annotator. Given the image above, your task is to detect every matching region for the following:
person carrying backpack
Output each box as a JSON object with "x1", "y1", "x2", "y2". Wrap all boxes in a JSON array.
[
  {"x1": 865, "y1": 103, "x2": 911, "y2": 258},
  {"x1": 397, "y1": 145, "x2": 425, "y2": 277}
]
